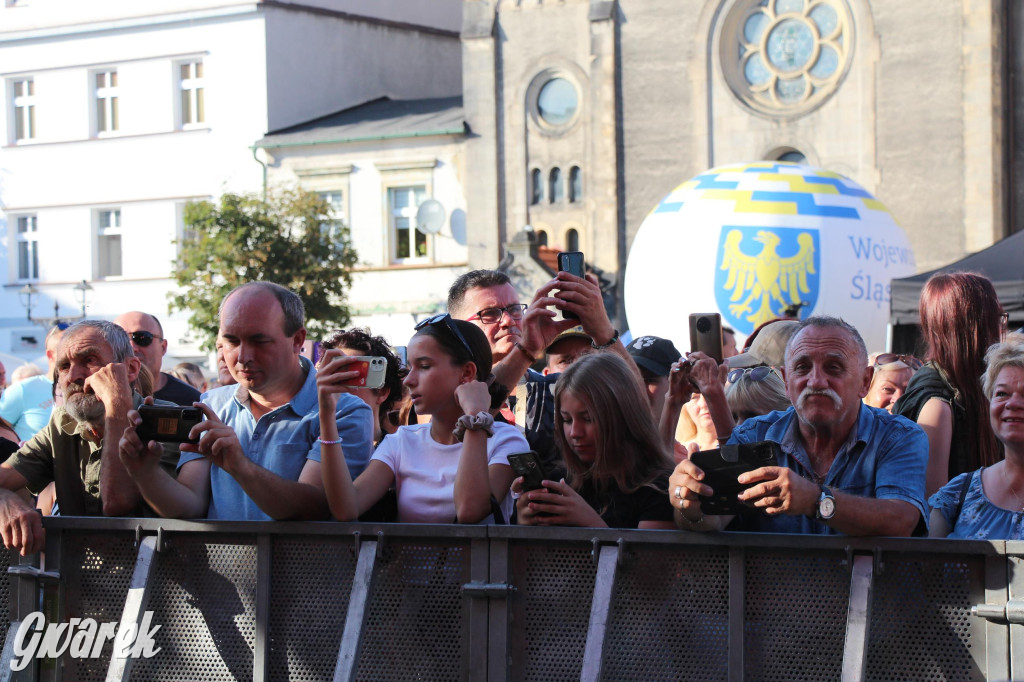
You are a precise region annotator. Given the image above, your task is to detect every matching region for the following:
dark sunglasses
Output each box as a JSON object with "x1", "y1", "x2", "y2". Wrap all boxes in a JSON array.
[
  {"x1": 414, "y1": 313, "x2": 474, "y2": 358},
  {"x1": 129, "y1": 330, "x2": 162, "y2": 348},
  {"x1": 727, "y1": 366, "x2": 780, "y2": 384},
  {"x1": 466, "y1": 303, "x2": 528, "y2": 325},
  {"x1": 873, "y1": 353, "x2": 922, "y2": 371}
]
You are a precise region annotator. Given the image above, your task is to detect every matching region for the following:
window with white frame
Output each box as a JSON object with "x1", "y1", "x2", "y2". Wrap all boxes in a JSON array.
[
  {"x1": 11, "y1": 78, "x2": 35, "y2": 142},
  {"x1": 94, "y1": 70, "x2": 118, "y2": 134},
  {"x1": 96, "y1": 209, "x2": 122, "y2": 277},
  {"x1": 388, "y1": 186, "x2": 428, "y2": 262},
  {"x1": 15, "y1": 215, "x2": 39, "y2": 280},
  {"x1": 318, "y1": 190, "x2": 345, "y2": 241},
  {"x1": 178, "y1": 60, "x2": 204, "y2": 126}
]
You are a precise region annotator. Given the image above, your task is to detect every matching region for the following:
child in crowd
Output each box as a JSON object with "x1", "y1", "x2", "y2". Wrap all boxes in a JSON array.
[
  {"x1": 317, "y1": 314, "x2": 524, "y2": 523},
  {"x1": 515, "y1": 353, "x2": 675, "y2": 529}
]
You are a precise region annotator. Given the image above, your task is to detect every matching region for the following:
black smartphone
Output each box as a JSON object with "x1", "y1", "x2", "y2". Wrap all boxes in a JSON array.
[
  {"x1": 689, "y1": 312, "x2": 724, "y2": 364},
  {"x1": 137, "y1": 405, "x2": 204, "y2": 444},
  {"x1": 689, "y1": 440, "x2": 781, "y2": 515},
  {"x1": 556, "y1": 251, "x2": 585, "y2": 320},
  {"x1": 507, "y1": 451, "x2": 549, "y2": 492}
]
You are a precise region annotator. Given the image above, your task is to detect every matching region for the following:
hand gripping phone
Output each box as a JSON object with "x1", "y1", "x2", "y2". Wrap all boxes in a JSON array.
[
  {"x1": 507, "y1": 451, "x2": 549, "y2": 492},
  {"x1": 689, "y1": 440, "x2": 781, "y2": 515}
]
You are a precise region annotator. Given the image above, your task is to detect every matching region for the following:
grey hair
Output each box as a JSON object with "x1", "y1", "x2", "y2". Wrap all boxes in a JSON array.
[
  {"x1": 982, "y1": 332, "x2": 1024, "y2": 400},
  {"x1": 220, "y1": 282, "x2": 305, "y2": 335},
  {"x1": 64, "y1": 320, "x2": 135, "y2": 362},
  {"x1": 726, "y1": 369, "x2": 791, "y2": 418},
  {"x1": 785, "y1": 315, "x2": 868, "y2": 368}
]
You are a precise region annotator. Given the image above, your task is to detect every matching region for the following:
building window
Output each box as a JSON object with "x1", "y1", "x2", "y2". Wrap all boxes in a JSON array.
[
  {"x1": 389, "y1": 186, "x2": 428, "y2": 261},
  {"x1": 549, "y1": 168, "x2": 562, "y2": 204},
  {"x1": 569, "y1": 166, "x2": 582, "y2": 202},
  {"x1": 566, "y1": 228, "x2": 579, "y2": 252},
  {"x1": 11, "y1": 78, "x2": 35, "y2": 141},
  {"x1": 318, "y1": 190, "x2": 345, "y2": 241},
  {"x1": 15, "y1": 215, "x2": 39, "y2": 280},
  {"x1": 179, "y1": 60, "x2": 204, "y2": 126},
  {"x1": 530, "y1": 169, "x2": 543, "y2": 205},
  {"x1": 775, "y1": 150, "x2": 807, "y2": 164},
  {"x1": 94, "y1": 70, "x2": 119, "y2": 134},
  {"x1": 536, "y1": 230, "x2": 548, "y2": 246},
  {"x1": 96, "y1": 209, "x2": 122, "y2": 278}
]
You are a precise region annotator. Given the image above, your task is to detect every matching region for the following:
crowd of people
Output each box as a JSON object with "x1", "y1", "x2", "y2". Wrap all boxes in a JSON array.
[{"x1": 0, "y1": 266, "x2": 1020, "y2": 555}]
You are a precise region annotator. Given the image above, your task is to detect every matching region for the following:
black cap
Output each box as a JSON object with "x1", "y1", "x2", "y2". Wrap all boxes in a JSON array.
[{"x1": 627, "y1": 336, "x2": 682, "y2": 376}]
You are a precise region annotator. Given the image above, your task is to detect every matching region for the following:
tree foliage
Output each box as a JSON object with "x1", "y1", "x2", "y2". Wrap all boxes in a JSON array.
[{"x1": 170, "y1": 188, "x2": 359, "y2": 350}]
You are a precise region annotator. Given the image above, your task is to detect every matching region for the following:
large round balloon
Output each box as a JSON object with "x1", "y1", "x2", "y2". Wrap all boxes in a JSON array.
[{"x1": 624, "y1": 161, "x2": 917, "y2": 352}]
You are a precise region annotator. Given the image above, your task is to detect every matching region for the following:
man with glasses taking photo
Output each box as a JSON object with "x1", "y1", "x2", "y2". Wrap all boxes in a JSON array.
[{"x1": 114, "y1": 312, "x2": 201, "y2": 406}]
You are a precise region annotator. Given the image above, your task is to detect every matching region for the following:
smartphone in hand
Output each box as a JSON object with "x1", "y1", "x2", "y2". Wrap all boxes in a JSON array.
[
  {"x1": 688, "y1": 312, "x2": 724, "y2": 364},
  {"x1": 341, "y1": 356, "x2": 387, "y2": 389},
  {"x1": 557, "y1": 251, "x2": 585, "y2": 320}
]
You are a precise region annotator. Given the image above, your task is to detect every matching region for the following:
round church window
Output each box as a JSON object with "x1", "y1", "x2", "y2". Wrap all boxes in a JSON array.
[
  {"x1": 537, "y1": 78, "x2": 579, "y2": 127},
  {"x1": 722, "y1": 0, "x2": 853, "y2": 117}
]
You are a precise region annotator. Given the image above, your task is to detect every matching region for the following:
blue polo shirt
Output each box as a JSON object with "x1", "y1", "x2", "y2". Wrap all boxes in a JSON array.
[
  {"x1": 725, "y1": 404, "x2": 929, "y2": 535},
  {"x1": 178, "y1": 362, "x2": 373, "y2": 520}
]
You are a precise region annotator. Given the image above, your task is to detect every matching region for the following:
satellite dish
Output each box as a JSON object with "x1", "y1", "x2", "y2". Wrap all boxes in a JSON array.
[{"x1": 416, "y1": 199, "x2": 446, "y2": 235}]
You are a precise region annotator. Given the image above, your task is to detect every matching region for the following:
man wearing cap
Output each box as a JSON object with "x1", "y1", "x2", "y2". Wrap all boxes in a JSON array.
[
  {"x1": 670, "y1": 316, "x2": 929, "y2": 537},
  {"x1": 628, "y1": 336, "x2": 682, "y2": 419},
  {"x1": 113, "y1": 311, "x2": 201, "y2": 406},
  {"x1": 544, "y1": 326, "x2": 592, "y2": 376},
  {"x1": 727, "y1": 319, "x2": 800, "y2": 370}
]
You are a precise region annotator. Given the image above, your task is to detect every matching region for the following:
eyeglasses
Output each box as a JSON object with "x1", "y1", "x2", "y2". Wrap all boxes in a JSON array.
[
  {"x1": 128, "y1": 331, "x2": 162, "y2": 348},
  {"x1": 727, "y1": 366, "x2": 780, "y2": 384},
  {"x1": 872, "y1": 353, "x2": 922, "y2": 371},
  {"x1": 466, "y1": 304, "x2": 528, "y2": 325},
  {"x1": 414, "y1": 313, "x2": 475, "y2": 358}
]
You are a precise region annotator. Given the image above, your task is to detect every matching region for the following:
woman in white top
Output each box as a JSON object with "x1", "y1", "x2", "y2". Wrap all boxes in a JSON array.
[{"x1": 318, "y1": 314, "x2": 525, "y2": 523}]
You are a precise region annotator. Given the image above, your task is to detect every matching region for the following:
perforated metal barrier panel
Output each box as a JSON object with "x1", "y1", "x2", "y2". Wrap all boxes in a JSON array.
[{"x1": 14, "y1": 521, "x2": 1014, "y2": 681}]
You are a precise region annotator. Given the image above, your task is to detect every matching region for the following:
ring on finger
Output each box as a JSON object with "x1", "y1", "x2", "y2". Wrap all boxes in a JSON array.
[{"x1": 674, "y1": 485, "x2": 683, "y2": 500}]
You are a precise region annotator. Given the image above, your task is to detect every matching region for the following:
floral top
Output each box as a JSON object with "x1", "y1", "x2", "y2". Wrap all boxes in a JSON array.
[{"x1": 929, "y1": 469, "x2": 1024, "y2": 540}]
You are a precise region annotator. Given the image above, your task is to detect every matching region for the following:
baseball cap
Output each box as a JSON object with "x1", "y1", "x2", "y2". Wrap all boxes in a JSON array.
[
  {"x1": 728, "y1": 320, "x2": 800, "y2": 368},
  {"x1": 547, "y1": 326, "x2": 591, "y2": 352},
  {"x1": 627, "y1": 335, "x2": 682, "y2": 376}
]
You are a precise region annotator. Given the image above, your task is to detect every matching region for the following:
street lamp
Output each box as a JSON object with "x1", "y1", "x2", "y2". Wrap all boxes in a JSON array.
[{"x1": 18, "y1": 280, "x2": 94, "y2": 329}]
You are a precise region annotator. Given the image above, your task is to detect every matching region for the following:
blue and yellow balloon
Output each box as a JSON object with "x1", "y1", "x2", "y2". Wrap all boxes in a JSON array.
[{"x1": 624, "y1": 162, "x2": 916, "y2": 352}]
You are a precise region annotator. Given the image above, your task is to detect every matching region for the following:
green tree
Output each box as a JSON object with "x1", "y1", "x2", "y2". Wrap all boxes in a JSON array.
[{"x1": 171, "y1": 188, "x2": 358, "y2": 350}]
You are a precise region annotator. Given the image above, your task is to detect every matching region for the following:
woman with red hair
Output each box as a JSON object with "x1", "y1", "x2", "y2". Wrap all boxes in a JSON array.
[{"x1": 894, "y1": 272, "x2": 1005, "y2": 495}]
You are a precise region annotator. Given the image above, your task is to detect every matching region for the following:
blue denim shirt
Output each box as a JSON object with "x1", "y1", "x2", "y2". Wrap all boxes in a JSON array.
[
  {"x1": 178, "y1": 361, "x2": 373, "y2": 520},
  {"x1": 725, "y1": 404, "x2": 929, "y2": 535}
]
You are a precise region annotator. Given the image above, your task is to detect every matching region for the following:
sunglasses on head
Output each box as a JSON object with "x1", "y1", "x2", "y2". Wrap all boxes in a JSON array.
[
  {"x1": 727, "y1": 366, "x2": 780, "y2": 384},
  {"x1": 129, "y1": 330, "x2": 162, "y2": 348},
  {"x1": 414, "y1": 313, "x2": 474, "y2": 358},
  {"x1": 872, "y1": 353, "x2": 922, "y2": 371}
]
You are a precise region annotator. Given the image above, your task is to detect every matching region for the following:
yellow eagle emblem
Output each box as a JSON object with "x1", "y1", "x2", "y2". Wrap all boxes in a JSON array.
[{"x1": 720, "y1": 229, "x2": 816, "y2": 329}]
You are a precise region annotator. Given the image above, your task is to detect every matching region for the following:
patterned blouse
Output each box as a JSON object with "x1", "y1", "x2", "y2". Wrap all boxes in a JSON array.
[{"x1": 929, "y1": 468, "x2": 1024, "y2": 540}]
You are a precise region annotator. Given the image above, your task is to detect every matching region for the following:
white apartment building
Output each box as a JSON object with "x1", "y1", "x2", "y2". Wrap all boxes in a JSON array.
[{"x1": 0, "y1": 0, "x2": 461, "y2": 366}]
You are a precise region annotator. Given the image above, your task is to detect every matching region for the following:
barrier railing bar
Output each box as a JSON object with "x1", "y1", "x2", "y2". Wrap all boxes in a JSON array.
[
  {"x1": 728, "y1": 546, "x2": 744, "y2": 682},
  {"x1": 1009, "y1": 556, "x2": 1024, "y2": 681},
  {"x1": 579, "y1": 543, "x2": 620, "y2": 682},
  {"x1": 105, "y1": 534, "x2": 158, "y2": 682},
  {"x1": 332, "y1": 538, "x2": 378, "y2": 682},
  {"x1": 252, "y1": 534, "x2": 272, "y2": 682},
  {"x1": 981, "y1": 554, "x2": 1010, "y2": 680},
  {"x1": 841, "y1": 554, "x2": 874, "y2": 682},
  {"x1": 486, "y1": 538, "x2": 510, "y2": 682},
  {"x1": 467, "y1": 537, "x2": 490, "y2": 682},
  {"x1": 0, "y1": 620, "x2": 24, "y2": 682}
]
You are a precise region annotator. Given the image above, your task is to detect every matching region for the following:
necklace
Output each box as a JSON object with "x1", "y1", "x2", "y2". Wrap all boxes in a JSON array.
[{"x1": 1007, "y1": 480, "x2": 1024, "y2": 512}]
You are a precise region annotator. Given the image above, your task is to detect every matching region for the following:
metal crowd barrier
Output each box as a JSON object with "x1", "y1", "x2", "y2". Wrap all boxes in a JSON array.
[{"x1": 0, "y1": 517, "x2": 1020, "y2": 681}]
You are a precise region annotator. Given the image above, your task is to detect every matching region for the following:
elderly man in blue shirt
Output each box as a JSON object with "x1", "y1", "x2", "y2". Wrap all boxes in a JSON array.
[
  {"x1": 670, "y1": 316, "x2": 928, "y2": 536},
  {"x1": 119, "y1": 282, "x2": 372, "y2": 521}
]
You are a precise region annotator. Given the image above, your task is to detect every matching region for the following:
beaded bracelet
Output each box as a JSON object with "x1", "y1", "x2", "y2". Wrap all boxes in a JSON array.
[
  {"x1": 317, "y1": 437, "x2": 343, "y2": 445},
  {"x1": 452, "y1": 411, "x2": 496, "y2": 441}
]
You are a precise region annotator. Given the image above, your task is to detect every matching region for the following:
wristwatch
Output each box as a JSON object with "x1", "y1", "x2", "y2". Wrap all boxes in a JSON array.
[{"x1": 816, "y1": 485, "x2": 836, "y2": 521}]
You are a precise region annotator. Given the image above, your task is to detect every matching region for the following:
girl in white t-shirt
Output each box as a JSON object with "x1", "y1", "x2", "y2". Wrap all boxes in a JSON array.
[{"x1": 317, "y1": 314, "x2": 524, "y2": 523}]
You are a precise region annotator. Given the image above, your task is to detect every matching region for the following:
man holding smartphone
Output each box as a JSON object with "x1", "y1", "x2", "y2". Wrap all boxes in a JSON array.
[
  {"x1": 119, "y1": 282, "x2": 373, "y2": 521},
  {"x1": 670, "y1": 316, "x2": 929, "y2": 537}
]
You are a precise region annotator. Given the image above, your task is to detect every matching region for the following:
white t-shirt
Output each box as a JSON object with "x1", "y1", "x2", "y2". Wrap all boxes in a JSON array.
[{"x1": 371, "y1": 422, "x2": 527, "y2": 523}]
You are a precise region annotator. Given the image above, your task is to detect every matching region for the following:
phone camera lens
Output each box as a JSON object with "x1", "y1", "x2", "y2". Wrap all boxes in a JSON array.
[{"x1": 696, "y1": 317, "x2": 711, "y2": 333}]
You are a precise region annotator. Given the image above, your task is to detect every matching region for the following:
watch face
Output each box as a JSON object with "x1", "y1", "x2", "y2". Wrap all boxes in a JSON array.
[{"x1": 819, "y1": 496, "x2": 836, "y2": 518}]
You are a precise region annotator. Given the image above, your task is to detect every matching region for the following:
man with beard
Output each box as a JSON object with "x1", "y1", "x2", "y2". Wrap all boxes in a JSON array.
[
  {"x1": 670, "y1": 316, "x2": 929, "y2": 536},
  {"x1": 0, "y1": 320, "x2": 179, "y2": 554}
]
